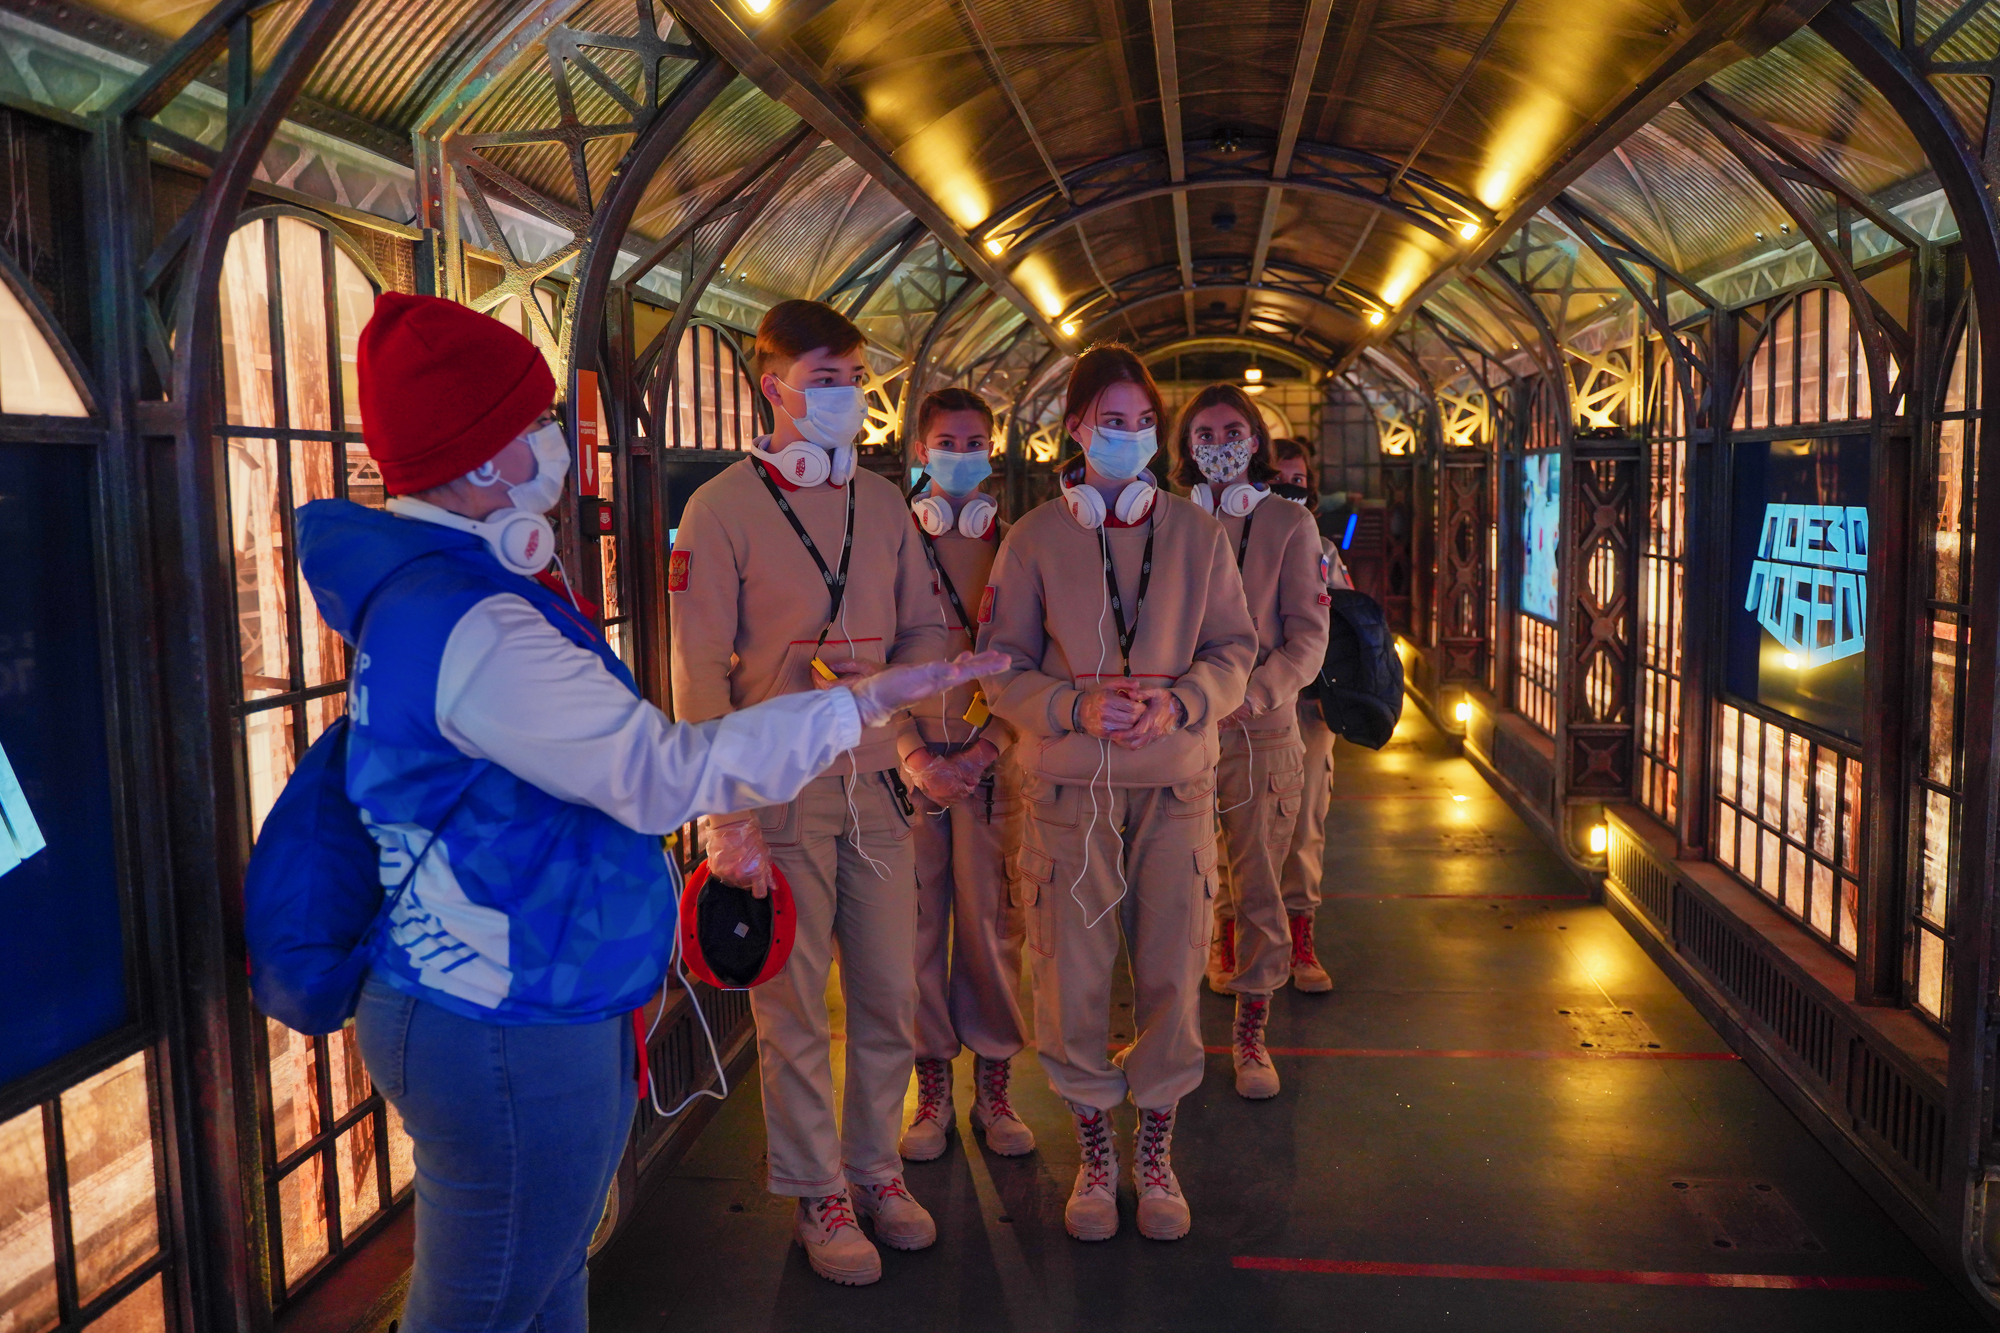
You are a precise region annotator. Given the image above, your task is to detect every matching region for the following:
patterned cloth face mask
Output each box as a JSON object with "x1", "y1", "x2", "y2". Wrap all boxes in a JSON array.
[{"x1": 1192, "y1": 438, "x2": 1254, "y2": 484}]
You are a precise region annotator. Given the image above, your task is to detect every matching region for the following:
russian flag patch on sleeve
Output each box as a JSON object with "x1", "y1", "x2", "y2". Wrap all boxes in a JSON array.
[
  {"x1": 668, "y1": 550, "x2": 691, "y2": 593},
  {"x1": 978, "y1": 586, "x2": 996, "y2": 624}
]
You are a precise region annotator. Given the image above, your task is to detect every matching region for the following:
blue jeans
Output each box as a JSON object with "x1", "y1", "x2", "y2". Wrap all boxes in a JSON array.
[{"x1": 355, "y1": 977, "x2": 636, "y2": 1333}]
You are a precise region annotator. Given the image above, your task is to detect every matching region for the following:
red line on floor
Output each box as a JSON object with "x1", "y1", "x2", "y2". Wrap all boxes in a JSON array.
[
  {"x1": 1320, "y1": 893, "x2": 1588, "y2": 900},
  {"x1": 1231, "y1": 1255, "x2": 1925, "y2": 1291},
  {"x1": 1202, "y1": 1046, "x2": 1740, "y2": 1061}
]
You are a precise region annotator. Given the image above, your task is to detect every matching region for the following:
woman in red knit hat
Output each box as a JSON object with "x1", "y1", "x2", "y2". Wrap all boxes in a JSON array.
[{"x1": 292, "y1": 294, "x2": 1000, "y2": 1333}]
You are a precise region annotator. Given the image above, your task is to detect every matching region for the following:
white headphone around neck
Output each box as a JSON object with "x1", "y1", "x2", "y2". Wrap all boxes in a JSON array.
[
  {"x1": 757, "y1": 439, "x2": 855, "y2": 488},
  {"x1": 387, "y1": 496, "x2": 554, "y2": 577},
  {"x1": 912, "y1": 491, "x2": 998, "y2": 539},
  {"x1": 1061, "y1": 471, "x2": 1156, "y2": 530},
  {"x1": 1192, "y1": 480, "x2": 1270, "y2": 519}
]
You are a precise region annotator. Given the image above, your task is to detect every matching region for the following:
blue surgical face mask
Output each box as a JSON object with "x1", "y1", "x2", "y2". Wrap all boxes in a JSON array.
[
  {"x1": 926, "y1": 447, "x2": 992, "y2": 496},
  {"x1": 1084, "y1": 423, "x2": 1157, "y2": 481}
]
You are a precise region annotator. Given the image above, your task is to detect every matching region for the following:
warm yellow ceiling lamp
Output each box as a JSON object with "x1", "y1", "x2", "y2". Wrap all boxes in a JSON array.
[
  {"x1": 1059, "y1": 319, "x2": 1079, "y2": 337},
  {"x1": 984, "y1": 237, "x2": 1005, "y2": 256},
  {"x1": 1244, "y1": 366, "x2": 1262, "y2": 383},
  {"x1": 1458, "y1": 221, "x2": 1480, "y2": 240},
  {"x1": 1367, "y1": 310, "x2": 1385, "y2": 326},
  {"x1": 744, "y1": 0, "x2": 771, "y2": 12}
]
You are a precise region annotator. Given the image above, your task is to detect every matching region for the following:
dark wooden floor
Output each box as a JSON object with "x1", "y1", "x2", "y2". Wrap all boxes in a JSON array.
[{"x1": 590, "y1": 709, "x2": 1983, "y2": 1331}]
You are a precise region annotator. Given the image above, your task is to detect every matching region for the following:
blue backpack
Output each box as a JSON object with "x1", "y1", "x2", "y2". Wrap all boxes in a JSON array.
[{"x1": 243, "y1": 714, "x2": 468, "y2": 1035}]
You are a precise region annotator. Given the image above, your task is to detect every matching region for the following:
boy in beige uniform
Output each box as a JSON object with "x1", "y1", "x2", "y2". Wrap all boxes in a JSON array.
[
  {"x1": 977, "y1": 346, "x2": 1254, "y2": 1245},
  {"x1": 895, "y1": 389, "x2": 1036, "y2": 1162},
  {"x1": 1175, "y1": 399, "x2": 1330, "y2": 1100},
  {"x1": 670, "y1": 301, "x2": 969, "y2": 1287}
]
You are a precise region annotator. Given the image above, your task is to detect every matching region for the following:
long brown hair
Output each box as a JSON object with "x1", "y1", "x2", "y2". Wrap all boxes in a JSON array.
[
  {"x1": 1063, "y1": 344, "x2": 1165, "y2": 453},
  {"x1": 1171, "y1": 382, "x2": 1278, "y2": 491}
]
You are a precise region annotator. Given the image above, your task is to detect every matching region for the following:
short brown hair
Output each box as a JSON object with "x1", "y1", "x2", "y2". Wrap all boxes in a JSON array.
[
  {"x1": 915, "y1": 386, "x2": 996, "y2": 440},
  {"x1": 1170, "y1": 382, "x2": 1277, "y2": 490},
  {"x1": 1063, "y1": 344, "x2": 1165, "y2": 451},
  {"x1": 755, "y1": 299, "x2": 864, "y2": 378},
  {"x1": 1272, "y1": 436, "x2": 1319, "y2": 507}
]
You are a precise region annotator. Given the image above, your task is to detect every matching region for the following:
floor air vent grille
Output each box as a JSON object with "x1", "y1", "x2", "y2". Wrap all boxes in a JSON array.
[
  {"x1": 1677, "y1": 894, "x2": 1837, "y2": 1086},
  {"x1": 1492, "y1": 726, "x2": 1555, "y2": 814},
  {"x1": 1846, "y1": 1040, "x2": 1946, "y2": 1195}
]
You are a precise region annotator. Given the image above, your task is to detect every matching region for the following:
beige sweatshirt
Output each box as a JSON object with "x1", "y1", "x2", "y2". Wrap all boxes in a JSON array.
[
  {"x1": 1214, "y1": 495, "x2": 1331, "y2": 718},
  {"x1": 976, "y1": 484, "x2": 1256, "y2": 787},
  {"x1": 669, "y1": 451, "x2": 950, "y2": 787},
  {"x1": 898, "y1": 514, "x2": 1016, "y2": 759}
]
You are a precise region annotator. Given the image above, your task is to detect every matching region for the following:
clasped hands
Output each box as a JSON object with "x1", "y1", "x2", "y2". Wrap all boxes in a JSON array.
[{"x1": 1076, "y1": 683, "x2": 1185, "y2": 751}]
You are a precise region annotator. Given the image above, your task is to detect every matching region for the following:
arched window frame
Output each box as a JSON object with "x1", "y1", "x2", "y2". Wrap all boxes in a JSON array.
[{"x1": 0, "y1": 241, "x2": 96, "y2": 424}]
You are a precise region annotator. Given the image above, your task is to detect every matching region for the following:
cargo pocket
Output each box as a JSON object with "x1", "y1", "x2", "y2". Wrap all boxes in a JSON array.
[
  {"x1": 1022, "y1": 775, "x2": 1074, "y2": 828},
  {"x1": 754, "y1": 800, "x2": 801, "y2": 848},
  {"x1": 1015, "y1": 844, "x2": 1055, "y2": 958},
  {"x1": 1168, "y1": 772, "x2": 1215, "y2": 818},
  {"x1": 1270, "y1": 762, "x2": 1304, "y2": 819},
  {"x1": 1190, "y1": 841, "x2": 1219, "y2": 948}
]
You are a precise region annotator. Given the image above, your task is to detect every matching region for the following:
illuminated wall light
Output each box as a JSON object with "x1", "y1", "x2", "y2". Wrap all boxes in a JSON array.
[
  {"x1": 1451, "y1": 794, "x2": 1470, "y2": 803},
  {"x1": 1782, "y1": 652, "x2": 1801, "y2": 669},
  {"x1": 1244, "y1": 366, "x2": 1263, "y2": 383},
  {"x1": 1458, "y1": 221, "x2": 1480, "y2": 240},
  {"x1": 1059, "y1": 320, "x2": 1079, "y2": 337},
  {"x1": 1367, "y1": 310, "x2": 1385, "y2": 326},
  {"x1": 1588, "y1": 824, "x2": 1609, "y2": 855},
  {"x1": 744, "y1": 0, "x2": 771, "y2": 11},
  {"x1": 1454, "y1": 700, "x2": 1473, "y2": 723},
  {"x1": 984, "y1": 237, "x2": 1005, "y2": 256}
]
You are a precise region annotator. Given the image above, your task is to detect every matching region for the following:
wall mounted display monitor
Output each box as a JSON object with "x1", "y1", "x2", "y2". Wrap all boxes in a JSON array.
[
  {"x1": 1520, "y1": 451, "x2": 1562, "y2": 624},
  {"x1": 1726, "y1": 434, "x2": 1870, "y2": 742},
  {"x1": 0, "y1": 444, "x2": 126, "y2": 1089}
]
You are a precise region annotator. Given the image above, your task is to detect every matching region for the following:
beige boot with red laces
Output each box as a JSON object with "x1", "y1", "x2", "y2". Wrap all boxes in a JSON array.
[
  {"x1": 849, "y1": 1173, "x2": 937, "y2": 1251},
  {"x1": 1233, "y1": 995, "x2": 1281, "y2": 1099},
  {"x1": 795, "y1": 1190, "x2": 881, "y2": 1285},
  {"x1": 1064, "y1": 1101, "x2": 1120, "y2": 1241},
  {"x1": 971, "y1": 1055, "x2": 1036, "y2": 1156},
  {"x1": 899, "y1": 1057, "x2": 953, "y2": 1161},
  {"x1": 1289, "y1": 913, "x2": 1332, "y2": 992},
  {"x1": 1133, "y1": 1104, "x2": 1191, "y2": 1241}
]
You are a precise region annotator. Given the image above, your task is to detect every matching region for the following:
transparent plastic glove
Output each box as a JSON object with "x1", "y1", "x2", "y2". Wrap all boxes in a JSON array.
[
  {"x1": 1219, "y1": 700, "x2": 1257, "y2": 728},
  {"x1": 928, "y1": 737, "x2": 1000, "y2": 805},
  {"x1": 1111, "y1": 688, "x2": 1185, "y2": 752},
  {"x1": 700, "y1": 815, "x2": 775, "y2": 899},
  {"x1": 1075, "y1": 686, "x2": 1144, "y2": 739},
  {"x1": 822, "y1": 657, "x2": 884, "y2": 691},
  {"x1": 847, "y1": 650, "x2": 1011, "y2": 728},
  {"x1": 902, "y1": 750, "x2": 967, "y2": 806}
]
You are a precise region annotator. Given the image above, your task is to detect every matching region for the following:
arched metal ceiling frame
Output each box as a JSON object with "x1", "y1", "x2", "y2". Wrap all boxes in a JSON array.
[
  {"x1": 1142, "y1": 338, "x2": 1324, "y2": 381},
  {"x1": 972, "y1": 137, "x2": 1496, "y2": 261},
  {"x1": 1056, "y1": 255, "x2": 1391, "y2": 332}
]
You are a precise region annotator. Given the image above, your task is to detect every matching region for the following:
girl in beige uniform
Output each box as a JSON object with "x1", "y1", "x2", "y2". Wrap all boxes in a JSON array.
[
  {"x1": 670, "y1": 300, "x2": 983, "y2": 1287},
  {"x1": 1174, "y1": 390, "x2": 1330, "y2": 1100},
  {"x1": 895, "y1": 388, "x2": 1036, "y2": 1162},
  {"x1": 978, "y1": 346, "x2": 1255, "y2": 1244}
]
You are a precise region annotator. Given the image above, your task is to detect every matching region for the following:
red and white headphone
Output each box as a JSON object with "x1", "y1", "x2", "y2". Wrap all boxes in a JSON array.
[
  {"x1": 1060, "y1": 469, "x2": 1156, "y2": 530},
  {"x1": 911, "y1": 491, "x2": 998, "y2": 539},
  {"x1": 1191, "y1": 480, "x2": 1271, "y2": 519}
]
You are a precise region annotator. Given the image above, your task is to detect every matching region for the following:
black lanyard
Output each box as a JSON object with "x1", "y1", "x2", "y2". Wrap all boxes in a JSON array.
[
  {"x1": 1234, "y1": 505, "x2": 1258, "y2": 569},
  {"x1": 918, "y1": 533, "x2": 977, "y2": 637},
  {"x1": 756, "y1": 461, "x2": 854, "y2": 655},
  {"x1": 1099, "y1": 516, "x2": 1155, "y2": 678}
]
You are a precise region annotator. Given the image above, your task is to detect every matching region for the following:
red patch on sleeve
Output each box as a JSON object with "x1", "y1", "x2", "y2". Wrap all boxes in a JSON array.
[
  {"x1": 978, "y1": 586, "x2": 996, "y2": 624},
  {"x1": 1317, "y1": 592, "x2": 1333, "y2": 606},
  {"x1": 668, "y1": 550, "x2": 691, "y2": 593}
]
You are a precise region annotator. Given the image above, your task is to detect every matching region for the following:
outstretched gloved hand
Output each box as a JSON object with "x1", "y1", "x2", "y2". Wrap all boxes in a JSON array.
[
  {"x1": 847, "y1": 650, "x2": 1011, "y2": 728},
  {"x1": 700, "y1": 815, "x2": 776, "y2": 899}
]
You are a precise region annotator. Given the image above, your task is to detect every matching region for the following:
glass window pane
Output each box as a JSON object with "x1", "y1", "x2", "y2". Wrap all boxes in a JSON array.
[
  {"x1": 1930, "y1": 613, "x2": 1960, "y2": 787},
  {"x1": 277, "y1": 1159, "x2": 328, "y2": 1287},
  {"x1": 61, "y1": 1054, "x2": 159, "y2": 1304},
  {"x1": 1715, "y1": 804, "x2": 1736, "y2": 868},
  {"x1": 1761, "y1": 722, "x2": 1784, "y2": 825},
  {"x1": 1748, "y1": 328, "x2": 1769, "y2": 427},
  {"x1": 1936, "y1": 421, "x2": 1966, "y2": 602},
  {"x1": 1772, "y1": 302, "x2": 1796, "y2": 427},
  {"x1": 326, "y1": 1025, "x2": 370, "y2": 1122},
  {"x1": 1782, "y1": 841, "x2": 1804, "y2": 914},
  {"x1": 242, "y1": 706, "x2": 298, "y2": 839},
  {"x1": 334, "y1": 249, "x2": 374, "y2": 435},
  {"x1": 1916, "y1": 929, "x2": 1946, "y2": 1020},
  {"x1": 82, "y1": 1271, "x2": 164, "y2": 1333},
  {"x1": 266, "y1": 1018, "x2": 322, "y2": 1160},
  {"x1": 1784, "y1": 734, "x2": 1808, "y2": 840},
  {"x1": 335, "y1": 1120, "x2": 379, "y2": 1241},
  {"x1": 293, "y1": 441, "x2": 346, "y2": 692},
  {"x1": 1759, "y1": 828, "x2": 1782, "y2": 898},
  {"x1": 1810, "y1": 861, "x2": 1833, "y2": 938},
  {"x1": 219, "y1": 222, "x2": 276, "y2": 430},
  {"x1": 0, "y1": 1105, "x2": 58, "y2": 1333},
  {"x1": 1839, "y1": 879, "x2": 1859, "y2": 954},
  {"x1": 1798, "y1": 290, "x2": 1822, "y2": 424},
  {"x1": 1739, "y1": 710, "x2": 1760, "y2": 810},
  {"x1": 229, "y1": 436, "x2": 292, "y2": 694},
  {"x1": 1827, "y1": 292, "x2": 1852, "y2": 420},
  {"x1": 1719, "y1": 705, "x2": 1739, "y2": 804},
  {"x1": 1921, "y1": 790, "x2": 1953, "y2": 927},
  {"x1": 0, "y1": 277, "x2": 87, "y2": 418},
  {"x1": 384, "y1": 1102, "x2": 415, "y2": 1197},
  {"x1": 277, "y1": 219, "x2": 331, "y2": 434},
  {"x1": 1841, "y1": 758, "x2": 1862, "y2": 875}
]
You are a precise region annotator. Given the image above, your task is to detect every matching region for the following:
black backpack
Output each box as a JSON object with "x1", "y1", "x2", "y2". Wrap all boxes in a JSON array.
[{"x1": 1310, "y1": 590, "x2": 1404, "y2": 749}]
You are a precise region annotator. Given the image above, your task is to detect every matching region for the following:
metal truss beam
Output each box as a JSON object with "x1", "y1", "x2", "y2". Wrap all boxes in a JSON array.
[
  {"x1": 973, "y1": 137, "x2": 1494, "y2": 261},
  {"x1": 1241, "y1": 0, "x2": 1339, "y2": 334},
  {"x1": 1058, "y1": 254, "x2": 1388, "y2": 334}
]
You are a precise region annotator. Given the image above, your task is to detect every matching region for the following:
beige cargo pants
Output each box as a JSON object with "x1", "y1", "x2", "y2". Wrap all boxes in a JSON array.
[
  {"x1": 911, "y1": 764, "x2": 1028, "y2": 1062},
  {"x1": 1211, "y1": 717, "x2": 1307, "y2": 994},
  {"x1": 747, "y1": 769, "x2": 917, "y2": 1197},
  {"x1": 1014, "y1": 771, "x2": 1217, "y2": 1111}
]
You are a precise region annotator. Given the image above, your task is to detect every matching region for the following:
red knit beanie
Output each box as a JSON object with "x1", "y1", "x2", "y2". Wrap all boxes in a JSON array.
[{"x1": 358, "y1": 293, "x2": 556, "y2": 495}]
